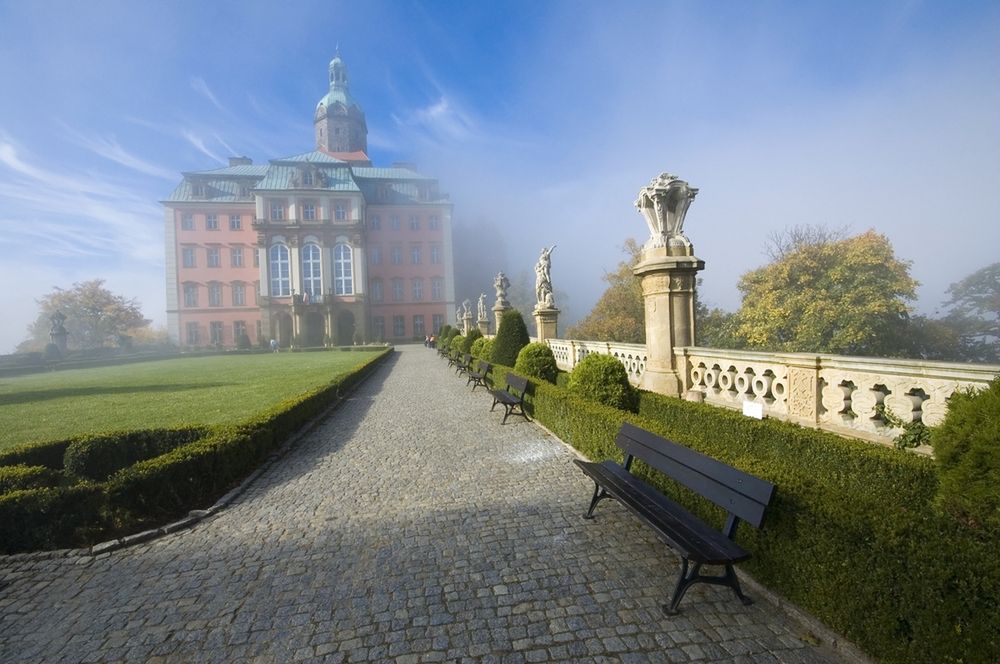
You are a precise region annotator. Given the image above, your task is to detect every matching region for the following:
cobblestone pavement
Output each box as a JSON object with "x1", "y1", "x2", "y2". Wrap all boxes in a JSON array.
[{"x1": 0, "y1": 346, "x2": 847, "y2": 663}]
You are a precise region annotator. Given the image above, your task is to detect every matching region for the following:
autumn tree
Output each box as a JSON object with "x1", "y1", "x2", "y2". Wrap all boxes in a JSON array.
[
  {"x1": 567, "y1": 239, "x2": 645, "y2": 343},
  {"x1": 731, "y1": 229, "x2": 918, "y2": 356},
  {"x1": 17, "y1": 280, "x2": 150, "y2": 353}
]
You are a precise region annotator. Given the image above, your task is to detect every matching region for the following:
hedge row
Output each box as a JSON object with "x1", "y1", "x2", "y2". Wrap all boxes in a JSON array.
[
  {"x1": 0, "y1": 347, "x2": 391, "y2": 554},
  {"x1": 481, "y1": 362, "x2": 998, "y2": 664}
]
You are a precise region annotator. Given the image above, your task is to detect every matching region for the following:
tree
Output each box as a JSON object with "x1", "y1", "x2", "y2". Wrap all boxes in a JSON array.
[
  {"x1": 17, "y1": 280, "x2": 150, "y2": 353},
  {"x1": 731, "y1": 229, "x2": 918, "y2": 356},
  {"x1": 940, "y1": 262, "x2": 1000, "y2": 363},
  {"x1": 567, "y1": 239, "x2": 645, "y2": 343},
  {"x1": 491, "y1": 309, "x2": 530, "y2": 366}
]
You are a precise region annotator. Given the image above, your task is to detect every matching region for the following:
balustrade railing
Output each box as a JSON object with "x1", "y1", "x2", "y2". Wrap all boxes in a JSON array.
[{"x1": 545, "y1": 338, "x2": 999, "y2": 448}]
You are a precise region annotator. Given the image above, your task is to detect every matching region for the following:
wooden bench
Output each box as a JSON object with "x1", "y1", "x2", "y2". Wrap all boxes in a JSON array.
[
  {"x1": 488, "y1": 372, "x2": 529, "y2": 424},
  {"x1": 574, "y1": 422, "x2": 775, "y2": 615},
  {"x1": 446, "y1": 349, "x2": 461, "y2": 368},
  {"x1": 454, "y1": 353, "x2": 473, "y2": 376},
  {"x1": 466, "y1": 360, "x2": 493, "y2": 391}
]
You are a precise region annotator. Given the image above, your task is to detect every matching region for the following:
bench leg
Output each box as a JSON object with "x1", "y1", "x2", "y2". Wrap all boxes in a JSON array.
[
  {"x1": 583, "y1": 483, "x2": 610, "y2": 519},
  {"x1": 663, "y1": 560, "x2": 753, "y2": 616},
  {"x1": 490, "y1": 398, "x2": 499, "y2": 412}
]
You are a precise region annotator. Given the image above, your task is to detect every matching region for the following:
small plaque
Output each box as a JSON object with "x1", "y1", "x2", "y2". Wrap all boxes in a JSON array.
[{"x1": 742, "y1": 400, "x2": 764, "y2": 420}]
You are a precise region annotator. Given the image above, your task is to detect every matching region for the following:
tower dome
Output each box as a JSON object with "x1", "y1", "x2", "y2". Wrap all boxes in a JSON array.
[{"x1": 315, "y1": 51, "x2": 368, "y2": 153}]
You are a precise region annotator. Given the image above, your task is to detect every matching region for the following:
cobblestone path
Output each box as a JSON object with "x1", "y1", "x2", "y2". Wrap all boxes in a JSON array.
[{"x1": 0, "y1": 346, "x2": 847, "y2": 663}]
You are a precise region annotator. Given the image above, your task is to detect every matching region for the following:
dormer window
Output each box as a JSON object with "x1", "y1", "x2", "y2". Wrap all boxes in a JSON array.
[
  {"x1": 191, "y1": 183, "x2": 206, "y2": 198},
  {"x1": 303, "y1": 171, "x2": 314, "y2": 186}
]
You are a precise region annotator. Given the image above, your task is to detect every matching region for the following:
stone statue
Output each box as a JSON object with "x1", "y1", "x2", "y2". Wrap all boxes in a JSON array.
[
  {"x1": 534, "y1": 245, "x2": 556, "y2": 309},
  {"x1": 455, "y1": 306, "x2": 462, "y2": 325},
  {"x1": 493, "y1": 271, "x2": 510, "y2": 306},
  {"x1": 462, "y1": 299, "x2": 472, "y2": 318},
  {"x1": 477, "y1": 293, "x2": 487, "y2": 321},
  {"x1": 49, "y1": 310, "x2": 67, "y2": 335},
  {"x1": 635, "y1": 173, "x2": 698, "y2": 251}
]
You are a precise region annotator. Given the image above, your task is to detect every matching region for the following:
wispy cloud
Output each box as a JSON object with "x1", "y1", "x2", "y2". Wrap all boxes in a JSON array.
[
  {"x1": 63, "y1": 129, "x2": 177, "y2": 180},
  {"x1": 181, "y1": 130, "x2": 225, "y2": 164},
  {"x1": 190, "y1": 76, "x2": 226, "y2": 113}
]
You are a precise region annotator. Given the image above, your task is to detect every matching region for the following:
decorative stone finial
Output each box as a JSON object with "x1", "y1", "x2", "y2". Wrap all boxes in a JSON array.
[{"x1": 635, "y1": 173, "x2": 698, "y2": 252}]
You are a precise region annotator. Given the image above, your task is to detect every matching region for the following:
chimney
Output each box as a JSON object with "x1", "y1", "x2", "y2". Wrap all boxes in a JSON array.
[{"x1": 229, "y1": 156, "x2": 252, "y2": 166}]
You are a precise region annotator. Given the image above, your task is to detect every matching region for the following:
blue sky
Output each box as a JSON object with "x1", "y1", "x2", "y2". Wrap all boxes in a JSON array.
[{"x1": 1, "y1": 0, "x2": 999, "y2": 353}]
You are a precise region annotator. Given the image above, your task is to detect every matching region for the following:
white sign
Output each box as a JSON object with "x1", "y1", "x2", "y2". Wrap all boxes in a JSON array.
[{"x1": 742, "y1": 400, "x2": 764, "y2": 420}]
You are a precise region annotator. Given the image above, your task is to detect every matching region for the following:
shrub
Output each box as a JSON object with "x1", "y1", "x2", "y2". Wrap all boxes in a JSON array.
[
  {"x1": 514, "y1": 342, "x2": 558, "y2": 383},
  {"x1": 0, "y1": 439, "x2": 72, "y2": 470},
  {"x1": 44, "y1": 343, "x2": 62, "y2": 361},
  {"x1": 237, "y1": 332, "x2": 252, "y2": 350},
  {"x1": 0, "y1": 485, "x2": 107, "y2": 554},
  {"x1": 64, "y1": 428, "x2": 208, "y2": 482},
  {"x1": 439, "y1": 323, "x2": 453, "y2": 338},
  {"x1": 479, "y1": 339, "x2": 495, "y2": 362},
  {"x1": 0, "y1": 465, "x2": 61, "y2": 493},
  {"x1": 461, "y1": 329, "x2": 483, "y2": 354},
  {"x1": 470, "y1": 337, "x2": 487, "y2": 358},
  {"x1": 567, "y1": 353, "x2": 638, "y2": 412},
  {"x1": 449, "y1": 334, "x2": 465, "y2": 354},
  {"x1": 933, "y1": 376, "x2": 1000, "y2": 535},
  {"x1": 491, "y1": 310, "x2": 530, "y2": 366}
]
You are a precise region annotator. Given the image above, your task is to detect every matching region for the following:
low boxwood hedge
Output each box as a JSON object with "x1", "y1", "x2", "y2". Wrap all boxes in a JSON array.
[
  {"x1": 0, "y1": 464, "x2": 62, "y2": 493},
  {"x1": 65, "y1": 428, "x2": 209, "y2": 481},
  {"x1": 484, "y1": 362, "x2": 999, "y2": 664},
  {"x1": 0, "y1": 347, "x2": 391, "y2": 555},
  {"x1": 0, "y1": 439, "x2": 73, "y2": 470}
]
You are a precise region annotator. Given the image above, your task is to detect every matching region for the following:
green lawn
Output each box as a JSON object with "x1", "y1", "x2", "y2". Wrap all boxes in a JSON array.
[{"x1": 0, "y1": 350, "x2": 385, "y2": 450}]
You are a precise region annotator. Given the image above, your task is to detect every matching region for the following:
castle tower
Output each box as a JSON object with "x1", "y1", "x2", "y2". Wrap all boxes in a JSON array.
[{"x1": 314, "y1": 51, "x2": 368, "y2": 154}]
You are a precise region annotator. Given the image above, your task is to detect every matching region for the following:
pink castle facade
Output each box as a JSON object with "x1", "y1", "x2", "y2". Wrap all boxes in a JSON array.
[{"x1": 163, "y1": 54, "x2": 455, "y2": 348}]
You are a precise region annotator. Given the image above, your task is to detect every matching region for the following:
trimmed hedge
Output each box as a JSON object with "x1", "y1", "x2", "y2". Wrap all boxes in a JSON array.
[
  {"x1": 0, "y1": 485, "x2": 107, "y2": 553},
  {"x1": 0, "y1": 439, "x2": 73, "y2": 470},
  {"x1": 483, "y1": 361, "x2": 999, "y2": 664},
  {"x1": 514, "y1": 342, "x2": 558, "y2": 383},
  {"x1": 0, "y1": 347, "x2": 392, "y2": 554},
  {"x1": 567, "y1": 353, "x2": 638, "y2": 412},
  {"x1": 491, "y1": 310, "x2": 529, "y2": 366},
  {"x1": 64, "y1": 428, "x2": 209, "y2": 481},
  {"x1": 0, "y1": 464, "x2": 61, "y2": 493},
  {"x1": 461, "y1": 329, "x2": 483, "y2": 354}
]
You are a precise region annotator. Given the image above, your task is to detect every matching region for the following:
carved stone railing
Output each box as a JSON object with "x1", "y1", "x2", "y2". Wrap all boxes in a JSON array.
[
  {"x1": 676, "y1": 346, "x2": 1000, "y2": 446},
  {"x1": 543, "y1": 338, "x2": 999, "y2": 447},
  {"x1": 545, "y1": 339, "x2": 648, "y2": 386}
]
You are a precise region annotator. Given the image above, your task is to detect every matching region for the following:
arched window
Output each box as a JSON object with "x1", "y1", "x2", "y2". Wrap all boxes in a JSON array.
[
  {"x1": 269, "y1": 244, "x2": 290, "y2": 296},
  {"x1": 301, "y1": 243, "x2": 322, "y2": 297},
  {"x1": 334, "y1": 243, "x2": 353, "y2": 295}
]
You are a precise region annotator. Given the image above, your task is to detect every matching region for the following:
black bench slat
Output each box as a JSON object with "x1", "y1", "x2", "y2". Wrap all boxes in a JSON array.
[
  {"x1": 575, "y1": 460, "x2": 749, "y2": 565},
  {"x1": 467, "y1": 360, "x2": 493, "y2": 391},
  {"x1": 618, "y1": 423, "x2": 774, "y2": 528},
  {"x1": 487, "y1": 372, "x2": 529, "y2": 424},
  {"x1": 574, "y1": 422, "x2": 775, "y2": 614}
]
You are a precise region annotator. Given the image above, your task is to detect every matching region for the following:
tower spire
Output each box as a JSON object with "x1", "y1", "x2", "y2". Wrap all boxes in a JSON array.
[{"x1": 314, "y1": 51, "x2": 368, "y2": 153}]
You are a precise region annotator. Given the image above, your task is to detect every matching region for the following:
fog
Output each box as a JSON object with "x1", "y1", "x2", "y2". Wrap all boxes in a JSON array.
[{"x1": 1, "y1": 2, "x2": 998, "y2": 352}]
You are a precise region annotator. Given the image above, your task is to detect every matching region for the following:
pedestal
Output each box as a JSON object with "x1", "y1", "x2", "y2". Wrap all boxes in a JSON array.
[
  {"x1": 478, "y1": 319, "x2": 490, "y2": 336},
  {"x1": 633, "y1": 246, "x2": 704, "y2": 397},
  {"x1": 462, "y1": 314, "x2": 473, "y2": 336},
  {"x1": 533, "y1": 307, "x2": 560, "y2": 342},
  {"x1": 492, "y1": 304, "x2": 509, "y2": 335}
]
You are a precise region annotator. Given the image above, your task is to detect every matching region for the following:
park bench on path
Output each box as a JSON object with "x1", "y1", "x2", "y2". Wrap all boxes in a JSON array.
[
  {"x1": 466, "y1": 360, "x2": 493, "y2": 391},
  {"x1": 454, "y1": 353, "x2": 473, "y2": 376},
  {"x1": 574, "y1": 422, "x2": 775, "y2": 615},
  {"x1": 487, "y1": 372, "x2": 529, "y2": 424}
]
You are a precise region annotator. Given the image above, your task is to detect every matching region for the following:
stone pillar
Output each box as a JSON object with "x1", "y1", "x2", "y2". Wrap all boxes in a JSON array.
[
  {"x1": 478, "y1": 318, "x2": 490, "y2": 336},
  {"x1": 533, "y1": 307, "x2": 559, "y2": 342},
  {"x1": 462, "y1": 313, "x2": 473, "y2": 336},
  {"x1": 492, "y1": 304, "x2": 509, "y2": 335},
  {"x1": 785, "y1": 354, "x2": 822, "y2": 427},
  {"x1": 633, "y1": 172, "x2": 704, "y2": 397}
]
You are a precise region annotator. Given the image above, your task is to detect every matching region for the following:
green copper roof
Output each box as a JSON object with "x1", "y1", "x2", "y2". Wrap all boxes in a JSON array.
[
  {"x1": 184, "y1": 165, "x2": 268, "y2": 177},
  {"x1": 317, "y1": 54, "x2": 362, "y2": 112},
  {"x1": 254, "y1": 164, "x2": 360, "y2": 192},
  {"x1": 163, "y1": 177, "x2": 258, "y2": 203},
  {"x1": 272, "y1": 150, "x2": 347, "y2": 164},
  {"x1": 351, "y1": 167, "x2": 434, "y2": 180}
]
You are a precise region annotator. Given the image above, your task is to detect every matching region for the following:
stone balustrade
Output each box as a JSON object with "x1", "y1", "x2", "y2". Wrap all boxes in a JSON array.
[
  {"x1": 545, "y1": 338, "x2": 648, "y2": 385},
  {"x1": 546, "y1": 338, "x2": 1000, "y2": 446}
]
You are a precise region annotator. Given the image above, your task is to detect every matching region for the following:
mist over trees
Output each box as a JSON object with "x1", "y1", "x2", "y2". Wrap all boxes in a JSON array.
[
  {"x1": 569, "y1": 228, "x2": 999, "y2": 363},
  {"x1": 17, "y1": 280, "x2": 151, "y2": 353}
]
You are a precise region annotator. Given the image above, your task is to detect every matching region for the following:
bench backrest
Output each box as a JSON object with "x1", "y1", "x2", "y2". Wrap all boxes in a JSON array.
[
  {"x1": 462, "y1": 353, "x2": 472, "y2": 365},
  {"x1": 477, "y1": 360, "x2": 493, "y2": 374},
  {"x1": 505, "y1": 372, "x2": 528, "y2": 398},
  {"x1": 616, "y1": 422, "x2": 774, "y2": 531}
]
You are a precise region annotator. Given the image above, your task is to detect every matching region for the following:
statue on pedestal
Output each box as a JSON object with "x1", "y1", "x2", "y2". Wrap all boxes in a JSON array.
[
  {"x1": 477, "y1": 293, "x2": 487, "y2": 321},
  {"x1": 462, "y1": 299, "x2": 472, "y2": 319},
  {"x1": 534, "y1": 245, "x2": 556, "y2": 309},
  {"x1": 493, "y1": 271, "x2": 510, "y2": 307}
]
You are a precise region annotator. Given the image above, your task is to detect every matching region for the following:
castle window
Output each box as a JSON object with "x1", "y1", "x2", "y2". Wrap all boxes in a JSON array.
[
  {"x1": 206, "y1": 214, "x2": 219, "y2": 230},
  {"x1": 431, "y1": 244, "x2": 441, "y2": 264},
  {"x1": 431, "y1": 278, "x2": 443, "y2": 301},
  {"x1": 334, "y1": 243, "x2": 353, "y2": 295},
  {"x1": 369, "y1": 215, "x2": 381, "y2": 230},
  {"x1": 270, "y1": 201, "x2": 285, "y2": 221},
  {"x1": 302, "y1": 243, "x2": 322, "y2": 296},
  {"x1": 185, "y1": 322, "x2": 199, "y2": 345},
  {"x1": 229, "y1": 214, "x2": 242, "y2": 230},
  {"x1": 411, "y1": 278, "x2": 423, "y2": 302},
  {"x1": 207, "y1": 247, "x2": 221, "y2": 267},
  {"x1": 302, "y1": 202, "x2": 316, "y2": 221},
  {"x1": 208, "y1": 282, "x2": 223, "y2": 307},
  {"x1": 269, "y1": 244, "x2": 290, "y2": 296},
  {"x1": 409, "y1": 215, "x2": 420, "y2": 230},
  {"x1": 370, "y1": 278, "x2": 383, "y2": 303},
  {"x1": 210, "y1": 321, "x2": 223, "y2": 345},
  {"x1": 232, "y1": 282, "x2": 246, "y2": 306},
  {"x1": 182, "y1": 247, "x2": 196, "y2": 268},
  {"x1": 334, "y1": 201, "x2": 347, "y2": 221},
  {"x1": 410, "y1": 244, "x2": 421, "y2": 265},
  {"x1": 393, "y1": 315, "x2": 405, "y2": 337},
  {"x1": 183, "y1": 283, "x2": 199, "y2": 307},
  {"x1": 390, "y1": 215, "x2": 400, "y2": 230},
  {"x1": 181, "y1": 213, "x2": 194, "y2": 230},
  {"x1": 391, "y1": 278, "x2": 404, "y2": 302},
  {"x1": 429, "y1": 215, "x2": 440, "y2": 230},
  {"x1": 370, "y1": 245, "x2": 382, "y2": 265},
  {"x1": 390, "y1": 245, "x2": 402, "y2": 265},
  {"x1": 231, "y1": 247, "x2": 244, "y2": 267},
  {"x1": 303, "y1": 171, "x2": 314, "y2": 186}
]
